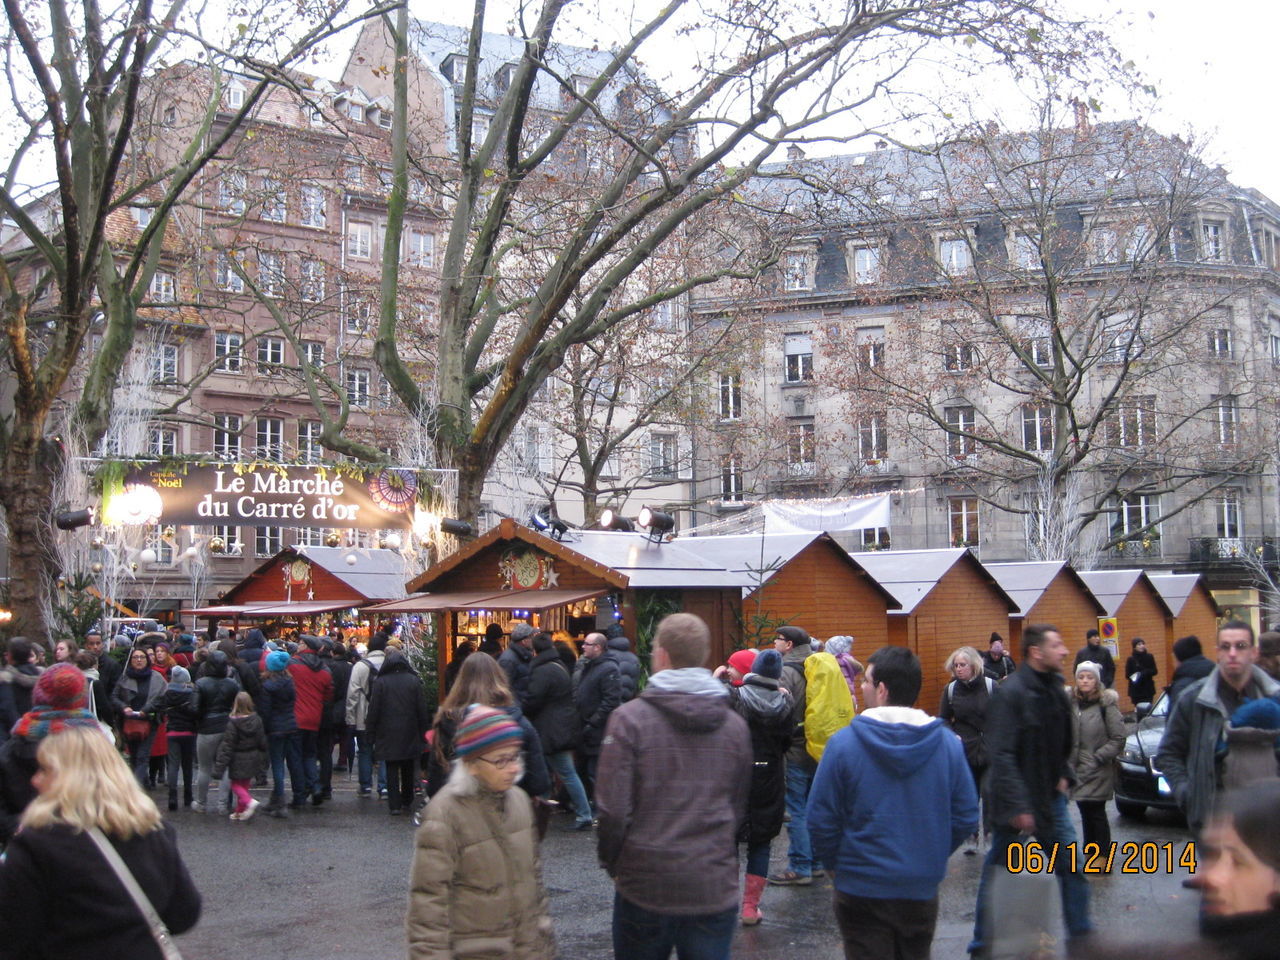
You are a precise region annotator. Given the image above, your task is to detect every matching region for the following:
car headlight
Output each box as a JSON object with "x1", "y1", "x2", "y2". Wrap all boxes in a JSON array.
[{"x1": 1120, "y1": 746, "x2": 1144, "y2": 764}]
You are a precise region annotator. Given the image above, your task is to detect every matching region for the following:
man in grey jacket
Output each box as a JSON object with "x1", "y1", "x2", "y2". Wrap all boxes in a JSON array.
[
  {"x1": 1156, "y1": 620, "x2": 1280, "y2": 833},
  {"x1": 771, "y1": 625, "x2": 815, "y2": 886},
  {"x1": 345, "y1": 633, "x2": 388, "y2": 798}
]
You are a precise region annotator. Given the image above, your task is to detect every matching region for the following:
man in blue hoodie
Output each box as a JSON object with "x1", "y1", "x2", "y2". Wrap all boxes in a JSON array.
[{"x1": 808, "y1": 645, "x2": 977, "y2": 960}]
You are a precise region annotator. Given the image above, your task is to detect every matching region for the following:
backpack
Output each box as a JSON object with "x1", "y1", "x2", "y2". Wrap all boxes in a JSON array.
[
  {"x1": 946, "y1": 676, "x2": 996, "y2": 705},
  {"x1": 804, "y1": 652, "x2": 855, "y2": 763}
]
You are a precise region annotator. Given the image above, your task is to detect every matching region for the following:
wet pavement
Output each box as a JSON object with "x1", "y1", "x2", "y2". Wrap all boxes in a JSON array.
[{"x1": 169, "y1": 772, "x2": 1199, "y2": 959}]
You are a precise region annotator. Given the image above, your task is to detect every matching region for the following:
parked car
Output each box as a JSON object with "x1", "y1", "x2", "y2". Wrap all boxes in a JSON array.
[{"x1": 1113, "y1": 690, "x2": 1180, "y2": 819}]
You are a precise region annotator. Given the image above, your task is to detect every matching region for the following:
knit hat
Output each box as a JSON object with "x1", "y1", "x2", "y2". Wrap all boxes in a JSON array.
[
  {"x1": 1231, "y1": 697, "x2": 1280, "y2": 731},
  {"x1": 990, "y1": 632, "x2": 1004, "y2": 645},
  {"x1": 775, "y1": 625, "x2": 809, "y2": 646},
  {"x1": 1131, "y1": 636, "x2": 1148, "y2": 650},
  {"x1": 753, "y1": 648, "x2": 783, "y2": 680},
  {"x1": 32, "y1": 664, "x2": 89, "y2": 710},
  {"x1": 824, "y1": 636, "x2": 853, "y2": 658},
  {"x1": 169, "y1": 665, "x2": 191, "y2": 684},
  {"x1": 302, "y1": 635, "x2": 323, "y2": 652},
  {"x1": 1075, "y1": 661, "x2": 1102, "y2": 684},
  {"x1": 455, "y1": 704, "x2": 522, "y2": 758},
  {"x1": 1173, "y1": 635, "x2": 1202, "y2": 661},
  {"x1": 728, "y1": 649, "x2": 757, "y2": 677},
  {"x1": 510, "y1": 622, "x2": 535, "y2": 643},
  {"x1": 265, "y1": 650, "x2": 291, "y2": 672}
]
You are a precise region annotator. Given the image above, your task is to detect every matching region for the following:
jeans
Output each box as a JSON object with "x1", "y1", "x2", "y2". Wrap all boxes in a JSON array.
[
  {"x1": 166, "y1": 734, "x2": 195, "y2": 803},
  {"x1": 125, "y1": 727, "x2": 158, "y2": 788},
  {"x1": 355, "y1": 729, "x2": 387, "y2": 792},
  {"x1": 744, "y1": 840, "x2": 771, "y2": 877},
  {"x1": 784, "y1": 760, "x2": 814, "y2": 876},
  {"x1": 196, "y1": 733, "x2": 231, "y2": 809},
  {"x1": 268, "y1": 732, "x2": 304, "y2": 802},
  {"x1": 612, "y1": 893, "x2": 737, "y2": 960},
  {"x1": 546, "y1": 750, "x2": 593, "y2": 823},
  {"x1": 968, "y1": 792, "x2": 1093, "y2": 955},
  {"x1": 297, "y1": 728, "x2": 320, "y2": 800}
]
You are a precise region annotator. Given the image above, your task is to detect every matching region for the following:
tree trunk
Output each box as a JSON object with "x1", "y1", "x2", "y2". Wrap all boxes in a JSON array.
[
  {"x1": 0, "y1": 439, "x2": 63, "y2": 642},
  {"x1": 451, "y1": 445, "x2": 488, "y2": 527}
]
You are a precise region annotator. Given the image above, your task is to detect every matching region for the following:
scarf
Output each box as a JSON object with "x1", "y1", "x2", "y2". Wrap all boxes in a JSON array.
[{"x1": 11, "y1": 705, "x2": 102, "y2": 741}]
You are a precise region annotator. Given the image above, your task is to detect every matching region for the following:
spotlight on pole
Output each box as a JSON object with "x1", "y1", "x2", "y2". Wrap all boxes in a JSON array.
[
  {"x1": 439, "y1": 517, "x2": 473, "y2": 538},
  {"x1": 530, "y1": 505, "x2": 570, "y2": 541},
  {"x1": 54, "y1": 507, "x2": 95, "y2": 530},
  {"x1": 637, "y1": 506, "x2": 676, "y2": 543},
  {"x1": 599, "y1": 509, "x2": 634, "y2": 532}
]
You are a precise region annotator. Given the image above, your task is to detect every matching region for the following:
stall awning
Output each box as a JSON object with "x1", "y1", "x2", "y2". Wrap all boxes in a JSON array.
[
  {"x1": 183, "y1": 600, "x2": 358, "y2": 618},
  {"x1": 362, "y1": 588, "x2": 606, "y2": 614}
]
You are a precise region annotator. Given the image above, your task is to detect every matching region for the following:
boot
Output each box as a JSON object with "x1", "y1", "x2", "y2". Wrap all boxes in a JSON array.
[
  {"x1": 740, "y1": 874, "x2": 766, "y2": 926},
  {"x1": 168, "y1": 791, "x2": 178, "y2": 812}
]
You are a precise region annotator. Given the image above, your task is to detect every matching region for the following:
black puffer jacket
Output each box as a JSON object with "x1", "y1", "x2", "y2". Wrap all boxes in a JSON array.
[
  {"x1": 726, "y1": 675, "x2": 794, "y2": 846},
  {"x1": 984, "y1": 664, "x2": 1074, "y2": 835},
  {"x1": 194, "y1": 667, "x2": 241, "y2": 736},
  {"x1": 365, "y1": 651, "x2": 431, "y2": 763},
  {"x1": 155, "y1": 683, "x2": 200, "y2": 735},
  {"x1": 323, "y1": 656, "x2": 353, "y2": 730},
  {"x1": 259, "y1": 673, "x2": 298, "y2": 736},
  {"x1": 939, "y1": 673, "x2": 995, "y2": 769},
  {"x1": 525, "y1": 648, "x2": 580, "y2": 754},
  {"x1": 497, "y1": 641, "x2": 534, "y2": 709},
  {"x1": 607, "y1": 636, "x2": 642, "y2": 703},
  {"x1": 1124, "y1": 649, "x2": 1159, "y2": 705},
  {"x1": 573, "y1": 653, "x2": 621, "y2": 757},
  {"x1": 0, "y1": 735, "x2": 38, "y2": 846}
]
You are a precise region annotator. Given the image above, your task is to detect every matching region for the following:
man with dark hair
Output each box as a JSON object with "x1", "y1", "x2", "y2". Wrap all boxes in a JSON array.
[
  {"x1": 968, "y1": 624, "x2": 1092, "y2": 958},
  {"x1": 82, "y1": 631, "x2": 120, "y2": 698},
  {"x1": 810, "y1": 646, "x2": 976, "y2": 960},
  {"x1": 0, "y1": 639, "x2": 42, "y2": 720},
  {"x1": 1073, "y1": 628, "x2": 1115, "y2": 688},
  {"x1": 346, "y1": 632, "x2": 388, "y2": 798},
  {"x1": 597, "y1": 613, "x2": 751, "y2": 960},
  {"x1": 1168, "y1": 634, "x2": 1215, "y2": 704},
  {"x1": 981, "y1": 633, "x2": 1015, "y2": 681},
  {"x1": 498, "y1": 622, "x2": 536, "y2": 710},
  {"x1": 771, "y1": 624, "x2": 817, "y2": 886},
  {"x1": 1157, "y1": 621, "x2": 1280, "y2": 833}
]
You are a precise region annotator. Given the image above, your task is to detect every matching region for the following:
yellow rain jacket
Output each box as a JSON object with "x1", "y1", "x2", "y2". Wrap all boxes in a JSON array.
[{"x1": 804, "y1": 651, "x2": 855, "y2": 763}]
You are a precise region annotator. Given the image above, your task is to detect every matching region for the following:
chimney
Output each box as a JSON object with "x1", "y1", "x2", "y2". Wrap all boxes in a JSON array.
[
  {"x1": 1073, "y1": 99, "x2": 1090, "y2": 135},
  {"x1": 874, "y1": 139, "x2": 887, "y2": 150},
  {"x1": 787, "y1": 144, "x2": 806, "y2": 161},
  {"x1": 985, "y1": 121, "x2": 999, "y2": 138}
]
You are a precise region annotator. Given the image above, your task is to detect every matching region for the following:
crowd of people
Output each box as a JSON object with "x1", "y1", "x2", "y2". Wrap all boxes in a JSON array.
[{"x1": 3, "y1": 612, "x2": 1280, "y2": 959}]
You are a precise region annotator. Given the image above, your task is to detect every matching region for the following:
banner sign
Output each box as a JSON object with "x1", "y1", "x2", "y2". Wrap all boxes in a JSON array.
[{"x1": 102, "y1": 463, "x2": 430, "y2": 530}]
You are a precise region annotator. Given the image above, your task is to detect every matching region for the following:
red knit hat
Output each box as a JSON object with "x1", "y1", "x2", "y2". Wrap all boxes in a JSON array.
[
  {"x1": 32, "y1": 663, "x2": 89, "y2": 710},
  {"x1": 728, "y1": 649, "x2": 758, "y2": 678}
]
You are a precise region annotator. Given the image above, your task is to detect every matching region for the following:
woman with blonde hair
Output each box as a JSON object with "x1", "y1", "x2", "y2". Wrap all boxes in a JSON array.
[
  {"x1": 0, "y1": 726, "x2": 201, "y2": 958},
  {"x1": 939, "y1": 645, "x2": 995, "y2": 854}
]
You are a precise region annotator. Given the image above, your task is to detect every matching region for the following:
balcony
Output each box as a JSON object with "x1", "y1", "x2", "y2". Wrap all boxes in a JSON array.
[
  {"x1": 1187, "y1": 536, "x2": 1278, "y2": 564},
  {"x1": 1104, "y1": 538, "x2": 1165, "y2": 562}
]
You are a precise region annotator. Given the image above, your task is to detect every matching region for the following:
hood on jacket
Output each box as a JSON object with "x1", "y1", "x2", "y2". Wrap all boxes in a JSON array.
[
  {"x1": 607, "y1": 635, "x2": 634, "y2": 654},
  {"x1": 1074, "y1": 687, "x2": 1119, "y2": 708},
  {"x1": 640, "y1": 684, "x2": 732, "y2": 734},
  {"x1": 292, "y1": 652, "x2": 325, "y2": 672},
  {"x1": 380, "y1": 649, "x2": 417, "y2": 676},
  {"x1": 847, "y1": 710, "x2": 951, "y2": 778},
  {"x1": 735, "y1": 677, "x2": 791, "y2": 722},
  {"x1": 781, "y1": 643, "x2": 813, "y2": 665},
  {"x1": 242, "y1": 629, "x2": 266, "y2": 650},
  {"x1": 231, "y1": 712, "x2": 264, "y2": 734},
  {"x1": 530, "y1": 647, "x2": 565, "y2": 670}
]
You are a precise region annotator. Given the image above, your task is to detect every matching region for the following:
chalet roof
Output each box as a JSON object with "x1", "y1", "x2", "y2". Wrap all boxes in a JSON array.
[
  {"x1": 852, "y1": 548, "x2": 1018, "y2": 615},
  {"x1": 675, "y1": 531, "x2": 900, "y2": 608},
  {"x1": 986, "y1": 561, "x2": 1105, "y2": 619},
  {"x1": 1146, "y1": 573, "x2": 1217, "y2": 617},
  {"x1": 295, "y1": 546, "x2": 408, "y2": 602},
  {"x1": 1077, "y1": 569, "x2": 1173, "y2": 618}
]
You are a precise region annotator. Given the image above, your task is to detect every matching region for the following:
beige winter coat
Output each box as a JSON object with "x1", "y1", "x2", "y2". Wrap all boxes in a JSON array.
[
  {"x1": 1069, "y1": 687, "x2": 1126, "y2": 802},
  {"x1": 406, "y1": 764, "x2": 555, "y2": 960}
]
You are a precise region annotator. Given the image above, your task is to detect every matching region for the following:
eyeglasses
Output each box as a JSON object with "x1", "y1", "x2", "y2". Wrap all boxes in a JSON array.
[
  {"x1": 1218, "y1": 642, "x2": 1253, "y2": 652},
  {"x1": 475, "y1": 753, "x2": 524, "y2": 770},
  {"x1": 583, "y1": 641, "x2": 601, "y2": 648}
]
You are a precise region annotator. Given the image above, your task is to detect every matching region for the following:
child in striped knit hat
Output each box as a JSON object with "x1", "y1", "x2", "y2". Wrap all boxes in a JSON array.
[{"x1": 407, "y1": 704, "x2": 555, "y2": 959}]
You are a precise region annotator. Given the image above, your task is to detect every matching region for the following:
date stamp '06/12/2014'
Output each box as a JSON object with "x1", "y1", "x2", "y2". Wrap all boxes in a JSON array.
[{"x1": 1005, "y1": 841, "x2": 1197, "y2": 875}]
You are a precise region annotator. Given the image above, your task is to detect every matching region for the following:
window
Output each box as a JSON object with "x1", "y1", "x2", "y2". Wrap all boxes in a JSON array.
[
  {"x1": 379, "y1": 377, "x2": 395, "y2": 409},
  {"x1": 162, "y1": 105, "x2": 177, "y2": 126},
  {"x1": 347, "y1": 221, "x2": 372, "y2": 260},
  {"x1": 943, "y1": 340, "x2": 975, "y2": 373},
  {"x1": 219, "y1": 171, "x2": 246, "y2": 215},
  {"x1": 1092, "y1": 226, "x2": 1119, "y2": 264},
  {"x1": 782, "y1": 251, "x2": 813, "y2": 291},
  {"x1": 858, "y1": 412, "x2": 888, "y2": 461},
  {"x1": 256, "y1": 335, "x2": 284, "y2": 373},
  {"x1": 856, "y1": 326, "x2": 885, "y2": 370},
  {"x1": 1018, "y1": 315, "x2": 1052, "y2": 367},
  {"x1": 1125, "y1": 223, "x2": 1152, "y2": 261},
  {"x1": 443, "y1": 54, "x2": 469, "y2": 86},
  {"x1": 1215, "y1": 395, "x2": 1238, "y2": 444},
  {"x1": 131, "y1": 206, "x2": 153, "y2": 229},
  {"x1": 300, "y1": 185, "x2": 326, "y2": 228},
  {"x1": 938, "y1": 236, "x2": 973, "y2": 274},
  {"x1": 377, "y1": 109, "x2": 392, "y2": 129},
  {"x1": 787, "y1": 421, "x2": 815, "y2": 475},
  {"x1": 1100, "y1": 314, "x2": 1142, "y2": 363},
  {"x1": 1106, "y1": 396, "x2": 1156, "y2": 447},
  {"x1": 1209, "y1": 327, "x2": 1233, "y2": 359},
  {"x1": 307, "y1": 104, "x2": 324, "y2": 126},
  {"x1": 717, "y1": 374, "x2": 741, "y2": 421},
  {"x1": 649, "y1": 432, "x2": 679, "y2": 478},
  {"x1": 849, "y1": 244, "x2": 881, "y2": 284},
  {"x1": 216, "y1": 253, "x2": 244, "y2": 293},
  {"x1": 213, "y1": 414, "x2": 241, "y2": 459},
  {"x1": 295, "y1": 527, "x2": 326, "y2": 547},
  {"x1": 148, "y1": 428, "x2": 178, "y2": 457},
  {"x1": 302, "y1": 341, "x2": 325, "y2": 369},
  {"x1": 345, "y1": 297, "x2": 371, "y2": 334},
  {"x1": 145, "y1": 529, "x2": 174, "y2": 565},
  {"x1": 471, "y1": 115, "x2": 490, "y2": 145},
  {"x1": 404, "y1": 229, "x2": 434, "y2": 267},
  {"x1": 1114, "y1": 494, "x2": 1159, "y2": 540},
  {"x1": 258, "y1": 251, "x2": 284, "y2": 297},
  {"x1": 948, "y1": 497, "x2": 980, "y2": 547},
  {"x1": 211, "y1": 525, "x2": 242, "y2": 555},
  {"x1": 343, "y1": 157, "x2": 364, "y2": 188},
  {"x1": 1010, "y1": 232, "x2": 1039, "y2": 270},
  {"x1": 214, "y1": 332, "x2": 243, "y2": 372},
  {"x1": 224, "y1": 82, "x2": 245, "y2": 110},
  {"x1": 784, "y1": 333, "x2": 814, "y2": 383},
  {"x1": 1021, "y1": 403, "x2": 1053, "y2": 452},
  {"x1": 651, "y1": 301, "x2": 682, "y2": 333},
  {"x1": 1201, "y1": 220, "x2": 1225, "y2": 262},
  {"x1": 256, "y1": 526, "x2": 283, "y2": 557},
  {"x1": 299, "y1": 420, "x2": 324, "y2": 462},
  {"x1": 944, "y1": 405, "x2": 976, "y2": 457},
  {"x1": 150, "y1": 343, "x2": 178, "y2": 383},
  {"x1": 300, "y1": 259, "x2": 325, "y2": 302},
  {"x1": 253, "y1": 417, "x2": 284, "y2": 459},
  {"x1": 861, "y1": 527, "x2": 891, "y2": 550},
  {"x1": 347, "y1": 101, "x2": 364, "y2": 122},
  {"x1": 409, "y1": 177, "x2": 432, "y2": 204},
  {"x1": 1271, "y1": 314, "x2": 1280, "y2": 364},
  {"x1": 261, "y1": 177, "x2": 287, "y2": 222},
  {"x1": 720, "y1": 455, "x2": 744, "y2": 502},
  {"x1": 149, "y1": 272, "x2": 176, "y2": 303},
  {"x1": 346, "y1": 367, "x2": 371, "y2": 406},
  {"x1": 518, "y1": 426, "x2": 550, "y2": 475},
  {"x1": 1217, "y1": 490, "x2": 1242, "y2": 538}
]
